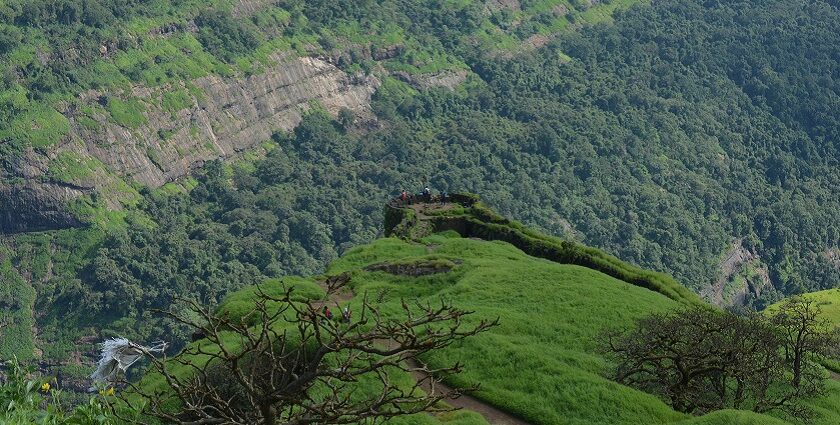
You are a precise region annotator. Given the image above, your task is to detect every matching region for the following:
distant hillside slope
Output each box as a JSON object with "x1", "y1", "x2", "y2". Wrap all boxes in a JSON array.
[
  {"x1": 766, "y1": 289, "x2": 840, "y2": 328},
  {"x1": 0, "y1": 0, "x2": 637, "y2": 234}
]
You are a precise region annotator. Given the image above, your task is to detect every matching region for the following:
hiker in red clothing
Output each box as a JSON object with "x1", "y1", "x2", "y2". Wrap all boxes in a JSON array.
[{"x1": 323, "y1": 306, "x2": 334, "y2": 321}]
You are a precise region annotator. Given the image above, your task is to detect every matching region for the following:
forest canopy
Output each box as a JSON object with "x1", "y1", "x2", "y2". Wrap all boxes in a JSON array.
[{"x1": 3, "y1": 0, "x2": 840, "y2": 373}]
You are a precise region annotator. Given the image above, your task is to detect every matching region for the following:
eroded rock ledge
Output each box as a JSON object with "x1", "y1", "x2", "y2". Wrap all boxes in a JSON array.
[
  {"x1": 364, "y1": 259, "x2": 459, "y2": 276},
  {"x1": 0, "y1": 184, "x2": 84, "y2": 233}
]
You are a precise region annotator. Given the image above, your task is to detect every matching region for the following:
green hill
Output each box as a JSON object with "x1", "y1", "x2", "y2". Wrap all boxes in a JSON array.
[
  {"x1": 143, "y1": 201, "x2": 840, "y2": 425},
  {"x1": 328, "y1": 233, "x2": 685, "y2": 424},
  {"x1": 7, "y1": 198, "x2": 840, "y2": 424}
]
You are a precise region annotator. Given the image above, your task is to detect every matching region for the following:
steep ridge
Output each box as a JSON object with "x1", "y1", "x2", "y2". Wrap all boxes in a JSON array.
[{"x1": 384, "y1": 194, "x2": 703, "y2": 306}]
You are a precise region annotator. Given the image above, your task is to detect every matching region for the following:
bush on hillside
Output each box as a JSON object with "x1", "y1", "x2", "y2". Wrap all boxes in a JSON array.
[
  {"x1": 195, "y1": 9, "x2": 261, "y2": 61},
  {"x1": 0, "y1": 358, "x2": 124, "y2": 424}
]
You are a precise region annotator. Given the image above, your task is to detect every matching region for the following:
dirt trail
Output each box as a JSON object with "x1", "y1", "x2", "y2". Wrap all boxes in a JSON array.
[
  {"x1": 404, "y1": 356, "x2": 531, "y2": 425},
  {"x1": 316, "y1": 277, "x2": 532, "y2": 425}
]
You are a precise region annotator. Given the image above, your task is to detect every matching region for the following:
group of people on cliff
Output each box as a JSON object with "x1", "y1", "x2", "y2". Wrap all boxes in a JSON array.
[{"x1": 397, "y1": 187, "x2": 447, "y2": 206}]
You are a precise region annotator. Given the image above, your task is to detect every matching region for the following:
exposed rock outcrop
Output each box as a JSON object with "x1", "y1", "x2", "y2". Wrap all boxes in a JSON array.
[
  {"x1": 0, "y1": 184, "x2": 85, "y2": 234},
  {"x1": 825, "y1": 248, "x2": 840, "y2": 268},
  {"x1": 701, "y1": 239, "x2": 772, "y2": 306},
  {"x1": 70, "y1": 54, "x2": 379, "y2": 187},
  {"x1": 365, "y1": 259, "x2": 458, "y2": 276},
  {"x1": 486, "y1": 0, "x2": 521, "y2": 11},
  {"x1": 550, "y1": 4, "x2": 569, "y2": 17},
  {"x1": 0, "y1": 53, "x2": 379, "y2": 234},
  {"x1": 232, "y1": 0, "x2": 275, "y2": 18},
  {"x1": 0, "y1": 148, "x2": 88, "y2": 234}
]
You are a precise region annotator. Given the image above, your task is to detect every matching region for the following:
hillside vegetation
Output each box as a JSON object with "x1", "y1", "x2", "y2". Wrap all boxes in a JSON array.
[
  {"x1": 3, "y1": 0, "x2": 840, "y2": 401},
  {"x1": 0, "y1": 0, "x2": 627, "y2": 151},
  {"x1": 328, "y1": 233, "x2": 685, "y2": 424}
]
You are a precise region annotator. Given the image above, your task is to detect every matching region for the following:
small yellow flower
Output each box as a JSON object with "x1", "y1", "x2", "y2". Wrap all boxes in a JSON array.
[
  {"x1": 106, "y1": 387, "x2": 115, "y2": 396},
  {"x1": 98, "y1": 389, "x2": 105, "y2": 396},
  {"x1": 40, "y1": 382, "x2": 51, "y2": 392}
]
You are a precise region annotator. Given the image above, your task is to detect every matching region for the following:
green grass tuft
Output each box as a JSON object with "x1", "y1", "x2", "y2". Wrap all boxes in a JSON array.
[{"x1": 106, "y1": 97, "x2": 148, "y2": 128}]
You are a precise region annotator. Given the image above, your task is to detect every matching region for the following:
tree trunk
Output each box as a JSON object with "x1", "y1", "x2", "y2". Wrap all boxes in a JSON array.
[
  {"x1": 734, "y1": 378, "x2": 744, "y2": 409},
  {"x1": 260, "y1": 402, "x2": 275, "y2": 425}
]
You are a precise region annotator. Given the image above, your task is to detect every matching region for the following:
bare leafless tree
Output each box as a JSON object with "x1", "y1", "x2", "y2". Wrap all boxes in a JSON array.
[{"x1": 116, "y1": 275, "x2": 497, "y2": 425}]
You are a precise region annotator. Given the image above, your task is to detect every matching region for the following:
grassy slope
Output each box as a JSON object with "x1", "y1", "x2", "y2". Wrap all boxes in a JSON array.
[
  {"x1": 148, "y1": 229, "x2": 840, "y2": 424},
  {"x1": 330, "y1": 233, "x2": 686, "y2": 425},
  {"x1": 331, "y1": 234, "x2": 840, "y2": 425},
  {"x1": 765, "y1": 288, "x2": 840, "y2": 326},
  {"x1": 134, "y1": 274, "x2": 488, "y2": 425}
]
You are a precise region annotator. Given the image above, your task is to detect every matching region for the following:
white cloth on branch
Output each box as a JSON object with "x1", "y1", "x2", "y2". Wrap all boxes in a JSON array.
[{"x1": 90, "y1": 338, "x2": 167, "y2": 384}]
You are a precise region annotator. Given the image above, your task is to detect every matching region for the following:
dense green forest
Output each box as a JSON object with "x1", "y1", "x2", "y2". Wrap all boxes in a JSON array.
[
  {"x1": 2, "y1": 0, "x2": 840, "y2": 385},
  {"x1": 0, "y1": 0, "x2": 644, "y2": 363},
  {"x1": 0, "y1": 0, "x2": 622, "y2": 150}
]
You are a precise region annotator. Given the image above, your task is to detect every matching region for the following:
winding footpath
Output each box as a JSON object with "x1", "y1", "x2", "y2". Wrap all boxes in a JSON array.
[
  {"x1": 403, "y1": 356, "x2": 531, "y2": 425},
  {"x1": 315, "y1": 280, "x2": 532, "y2": 425}
]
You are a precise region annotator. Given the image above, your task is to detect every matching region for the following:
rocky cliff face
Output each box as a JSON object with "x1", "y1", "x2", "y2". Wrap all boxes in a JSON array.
[
  {"x1": 700, "y1": 239, "x2": 773, "y2": 306},
  {"x1": 0, "y1": 184, "x2": 84, "y2": 233},
  {"x1": 69, "y1": 54, "x2": 379, "y2": 187},
  {"x1": 231, "y1": 0, "x2": 273, "y2": 17},
  {"x1": 0, "y1": 149, "x2": 87, "y2": 234},
  {"x1": 0, "y1": 54, "x2": 379, "y2": 234}
]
